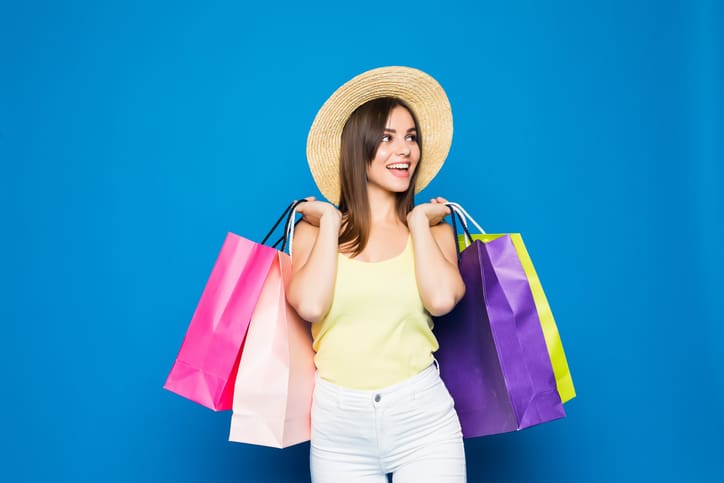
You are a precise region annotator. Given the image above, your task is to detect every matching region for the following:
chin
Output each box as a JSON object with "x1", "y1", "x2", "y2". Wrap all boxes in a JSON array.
[{"x1": 388, "y1": 181, "x2": 412, "y2": 193}]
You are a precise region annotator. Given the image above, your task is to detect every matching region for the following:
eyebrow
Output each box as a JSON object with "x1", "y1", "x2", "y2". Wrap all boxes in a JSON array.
[{"x1": 383, "y1": 127, "x2": 417, "y2": 133}]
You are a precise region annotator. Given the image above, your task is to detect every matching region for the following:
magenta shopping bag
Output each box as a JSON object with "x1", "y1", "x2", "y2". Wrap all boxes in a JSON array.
[
  {"x1": 164, "y1": 204, "x2": 298, "y2": 411},
  {"x1": 433, "y1": 204, "x2": 565, "y2": 437}
]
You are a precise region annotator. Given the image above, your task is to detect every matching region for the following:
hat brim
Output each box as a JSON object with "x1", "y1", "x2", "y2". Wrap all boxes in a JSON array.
[{"x1": 306, "y1": 66, "x2": 453, "y2": 205}]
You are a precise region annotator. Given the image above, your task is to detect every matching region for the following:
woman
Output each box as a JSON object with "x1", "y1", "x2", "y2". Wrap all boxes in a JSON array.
[{"x1": 287, "y1": 67, "x2": 467, "y2": 482}]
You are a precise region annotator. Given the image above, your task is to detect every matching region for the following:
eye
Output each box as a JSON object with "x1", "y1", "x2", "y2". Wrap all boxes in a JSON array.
[
  {"x1": 381, "y1": 134, "x2": 391, "y2": 142},
  {"x1": 405, "y1": 134, "x2": 417, "y2": 142}
]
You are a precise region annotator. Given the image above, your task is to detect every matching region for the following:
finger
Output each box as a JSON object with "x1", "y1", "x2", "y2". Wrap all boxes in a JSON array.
[
  {"x1": 434, "y1": 203, "x2": 452, "y2": 217},
  {"x1": 295, "y1": 203, "x2": 314, "y2": 215}
]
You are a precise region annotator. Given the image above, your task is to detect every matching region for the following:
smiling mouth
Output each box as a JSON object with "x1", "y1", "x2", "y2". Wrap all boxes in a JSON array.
[
  {"x1": 387, "y1": 163, "x2": 410, "y2": 171},
  {"x1": 386, "y1": 162, "x2": 412, "y2": 179}
]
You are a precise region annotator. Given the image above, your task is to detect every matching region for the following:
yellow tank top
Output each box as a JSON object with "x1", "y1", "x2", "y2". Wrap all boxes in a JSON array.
[{"x1": 311, "y1": 235, "x2": 438, "y2": 390}]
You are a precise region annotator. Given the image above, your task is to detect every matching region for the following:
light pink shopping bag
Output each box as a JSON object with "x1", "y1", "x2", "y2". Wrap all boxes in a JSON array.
[
  {"x1": 229, "y1": 251, "x2": 316, "y2": 448},
  {"x1": 164, "y1": 233, "x2": 278, "y2": 411}
]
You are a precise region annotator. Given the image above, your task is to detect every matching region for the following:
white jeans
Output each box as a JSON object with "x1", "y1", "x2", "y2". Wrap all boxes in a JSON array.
[{"x1": 310, "y1": 364, "x2": 466, "y2": 482}]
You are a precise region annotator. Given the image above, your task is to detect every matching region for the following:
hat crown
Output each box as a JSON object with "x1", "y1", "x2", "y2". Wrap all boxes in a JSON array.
[{"x1": 306, "y1": 66, "x2": 453, "y2": 205}]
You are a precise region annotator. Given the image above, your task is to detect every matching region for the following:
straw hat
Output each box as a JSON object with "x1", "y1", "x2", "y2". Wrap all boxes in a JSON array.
[{"x1": 306, "y1": 66, "x2": 453, "y2": 205}]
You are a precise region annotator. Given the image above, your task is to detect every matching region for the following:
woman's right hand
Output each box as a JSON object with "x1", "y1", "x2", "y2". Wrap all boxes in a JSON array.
[
  {"x1": 287, "y1": 197, "x2": 342, "y2": 322},
  {"x1": 295, "y1": 196, "x2": 342, "y2": 228}
]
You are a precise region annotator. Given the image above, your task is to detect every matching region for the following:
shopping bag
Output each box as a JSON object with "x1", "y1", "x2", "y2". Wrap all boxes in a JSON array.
[
  {"x1": 449, "y1": 203, "x2": 575, "y2": 403},
  {"x1": 433, "y1": 204, "x2": 567, "y2": 437},
  {"x1": 164, "y1": 203, "x2": 298, "y2": 411},
  {"x1": 457, "y1": 233, "x2": 575, "y2": 403},
  {"x1": 229, "y1": 206, "x2": 316, "y2": 448}
]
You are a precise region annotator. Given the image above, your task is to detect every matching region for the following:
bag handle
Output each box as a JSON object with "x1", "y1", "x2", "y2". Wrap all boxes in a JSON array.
[
  {"x1": 446, "y1": 202, "x2": 486, "y2": 249},
  {"x1": 282, "y1": 199, "x2": 307, "y2": 257},
  {"x1": 260, "y1": 199, "x2": 308, "y2": 260},
  {"x1": 261, "y1": 201, "x2": 297, "y2": 246},
  {"x1": 446, "y1": 204, "x2": 474, "y2": 259}
]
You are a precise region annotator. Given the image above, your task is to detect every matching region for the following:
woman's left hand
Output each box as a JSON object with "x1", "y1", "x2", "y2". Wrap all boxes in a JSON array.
[{"x1": 407, "y1": 196, "x2": 452, "y2": 226}]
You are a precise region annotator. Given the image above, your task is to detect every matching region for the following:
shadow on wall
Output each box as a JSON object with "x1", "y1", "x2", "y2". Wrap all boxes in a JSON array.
[
  {"x1": 228, "y1": 442, "x2": 313, "y2": 483},
  {"x1": 465, "y1": 433, "x2": 529, "y2": 482}
]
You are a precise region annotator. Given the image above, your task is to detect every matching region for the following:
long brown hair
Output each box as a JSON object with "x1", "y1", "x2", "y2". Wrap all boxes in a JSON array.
[{"x1": 337, "y1": 97, "x2": 422, "y2": 256}]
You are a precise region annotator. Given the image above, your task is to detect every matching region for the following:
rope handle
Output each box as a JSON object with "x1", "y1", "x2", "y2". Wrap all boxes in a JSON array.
[
  {"x1": 261, "y1": 199, "x2": 308, "y2": 261},
  {"x1": 445, "y1": 202, "x2": 486, "y2": 249}
]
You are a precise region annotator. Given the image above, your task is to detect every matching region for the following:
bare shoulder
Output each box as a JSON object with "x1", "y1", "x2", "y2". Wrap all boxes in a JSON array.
[
  {"x1": 431, "y1": 221, "x2": 459, "y2": 263},
  {"x1": 293, "y1": 218, "x2": 320, "y2": 240},
  {"x1": 290, "y1": 220, "x2": 319, "y2": 272},
  {"x1": 431, "y1": 220, "x2": 456, "y2": 243}
]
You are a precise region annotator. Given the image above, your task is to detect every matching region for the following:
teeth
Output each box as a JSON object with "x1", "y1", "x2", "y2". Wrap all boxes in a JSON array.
[{"x1": 387, "y1": 163, "x2": 410, "y2": 169}]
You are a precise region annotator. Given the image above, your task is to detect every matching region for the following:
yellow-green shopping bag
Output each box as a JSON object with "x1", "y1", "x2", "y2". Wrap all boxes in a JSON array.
[{"x1": 448, "y1": 203, "x2": 575, "y2": 403}]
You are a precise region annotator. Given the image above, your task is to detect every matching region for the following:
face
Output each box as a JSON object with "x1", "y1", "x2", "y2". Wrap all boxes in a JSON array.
[{"x1": 366, "y1": 105, "x2": 421, "y2": 195}]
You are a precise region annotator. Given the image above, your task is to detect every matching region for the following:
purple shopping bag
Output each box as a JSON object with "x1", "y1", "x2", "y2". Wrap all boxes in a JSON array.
[{"x1": 434, "y1": 208, "x2": 565, "y2": 437}]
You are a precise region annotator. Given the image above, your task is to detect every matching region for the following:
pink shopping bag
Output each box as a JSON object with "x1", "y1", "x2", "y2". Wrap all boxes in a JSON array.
[
  {"x1": 164, "y1": 233, "x2": 279, "y2": 411},
  {"x1": 228, "y1": 250, "x2": 316, "y2": 447}
]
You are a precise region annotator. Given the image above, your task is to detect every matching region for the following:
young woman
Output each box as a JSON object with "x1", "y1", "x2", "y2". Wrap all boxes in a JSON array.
[{"x1": 287, "y1": 67, "x2": 467, "y2": 483}]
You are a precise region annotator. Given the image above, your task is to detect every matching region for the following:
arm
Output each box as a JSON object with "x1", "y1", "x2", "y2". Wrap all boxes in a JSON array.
[
  {"x1": 407, "y1": 203, "x2": 465, "y2": 317},
  {"x1": 286, "y1": 200, "x2": 341, "y2": 323}
]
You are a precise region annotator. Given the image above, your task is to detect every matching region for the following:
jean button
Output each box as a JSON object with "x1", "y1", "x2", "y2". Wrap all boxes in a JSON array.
[{"x1": 374, "y1": 394, "x2": 381, "y2": 403}]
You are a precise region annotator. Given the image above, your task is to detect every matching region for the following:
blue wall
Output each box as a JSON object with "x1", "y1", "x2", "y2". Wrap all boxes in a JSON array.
[{"x1": 2, "y1": 1, "x2": 722, "y2": 481}]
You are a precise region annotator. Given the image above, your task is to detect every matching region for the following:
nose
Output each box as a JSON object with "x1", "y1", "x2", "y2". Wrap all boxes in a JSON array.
[{"x1": 397, "y1": 141, "x2": 411, "y2": 157}]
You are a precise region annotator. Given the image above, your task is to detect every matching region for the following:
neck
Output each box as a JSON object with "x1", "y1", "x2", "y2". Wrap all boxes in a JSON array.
[{"x1": 366, "y1": 185, "x2": 402, "y2": 225}]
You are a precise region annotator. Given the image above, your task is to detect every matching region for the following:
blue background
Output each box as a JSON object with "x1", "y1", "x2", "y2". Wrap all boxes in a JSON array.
[{"x1": 2, "y1": 0, "x2": 722, "y2": 482}]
